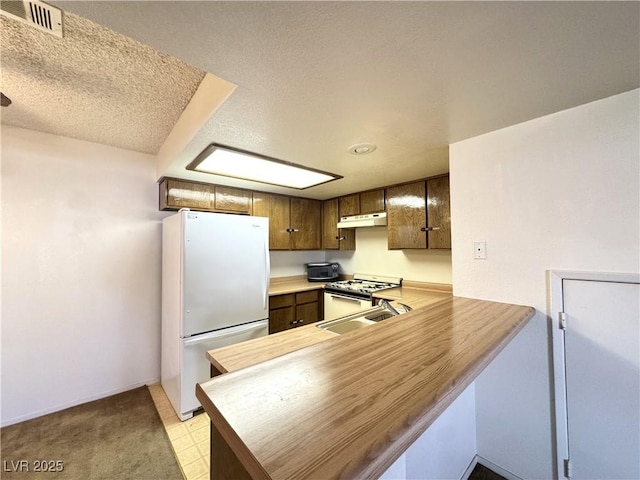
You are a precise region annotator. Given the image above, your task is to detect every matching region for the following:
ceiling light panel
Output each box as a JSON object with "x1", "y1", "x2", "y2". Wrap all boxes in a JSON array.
[{"x1": 187, "y1": 144, "x2": 342, "y2": 189}]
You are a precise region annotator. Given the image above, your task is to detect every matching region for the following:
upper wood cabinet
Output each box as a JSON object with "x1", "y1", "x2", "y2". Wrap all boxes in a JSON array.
[
  {"x1": 214, "y1": 185, "x2": 252, "y2": 214},
  {"x1": 322, "y1": 199, "x2": 356, "y2": 250},
  {"x1": 359, "y1": 189, "x2": 385, "y2": 214},
  {"x1": 426, "y1": 176, "x2": 451, "y2": 249},
  {"x1": 386, "y1": 176, "x2": 451, "y2": 250},
  {"x1": 253, "y1": 193, "x2": 322, "y2": 250},
  {"x1": 290, "y1": 197, "x2": 322, "y2": 250},
  {"x1": 159, "y1": 178, "x2": 252, "y2": 214},
  {"x1": 387, "y1": 181, "x2": 427, "y2": 249},
  {"x1": 338, "y1": 189, "x2": 385, "y2": 217},
  {"x1": 339, "y1": 194, "x2": 360, "y2": 217},
  {"x1": 252, "y1": 192, "x2": 290, "y2": 250}
]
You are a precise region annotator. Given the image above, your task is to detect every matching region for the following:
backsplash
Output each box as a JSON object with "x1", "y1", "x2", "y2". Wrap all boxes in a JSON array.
[
  {"x1": 269, "y1": 228, "x2": 452, "y2": 284},
  {"x1": 270, "y1": 250, "x2": 325, "y2": 278},
  {"x1": 326, "y1": 227, "x2": 452, "y2": 284}
]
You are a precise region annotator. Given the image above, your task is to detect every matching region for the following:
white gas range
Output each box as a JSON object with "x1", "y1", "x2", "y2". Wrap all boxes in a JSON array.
[{"x1": 323, "y1": 274, "x2": 402, "y2": 320}]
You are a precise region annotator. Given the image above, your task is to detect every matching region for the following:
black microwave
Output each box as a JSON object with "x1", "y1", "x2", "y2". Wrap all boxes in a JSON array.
[{"x1": 306, "y1": 262, "x2": 340, "y2": 282}]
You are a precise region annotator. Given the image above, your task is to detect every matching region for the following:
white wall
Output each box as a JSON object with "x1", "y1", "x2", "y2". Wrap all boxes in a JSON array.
[
  {"x1": 449, "y1": 89, "x2": 640, "y2": 478},
  {"x1": 327, "y1": 227, "x2": 452, "y2": 284},
  {"x1": 1, "y1": 126, "x2": 164, "y2": 426},
  {"x1": 379, "y1": 383, "x2": 477, "y2": 480},
  {"x1": 270, "y1": 250, "x2": 326, "y2": 278}
]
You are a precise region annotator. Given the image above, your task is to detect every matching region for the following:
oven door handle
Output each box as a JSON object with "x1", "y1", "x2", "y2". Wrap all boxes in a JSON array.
[{"x1": 327, "y1": 294, "x2": 366, "y2": 303}]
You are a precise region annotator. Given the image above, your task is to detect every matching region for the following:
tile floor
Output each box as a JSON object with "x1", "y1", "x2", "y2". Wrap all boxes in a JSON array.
[{"x1": 148, "y1": 383, "x2": 209, "y2": 480}]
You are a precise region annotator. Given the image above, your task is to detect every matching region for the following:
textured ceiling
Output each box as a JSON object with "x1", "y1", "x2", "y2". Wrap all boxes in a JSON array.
[
  {"x1": 4, "y1": 2, "x2": 640, "y2": 199},
  {"x1": 0, "y1": 11, "x2": 205, "y2": 154}
]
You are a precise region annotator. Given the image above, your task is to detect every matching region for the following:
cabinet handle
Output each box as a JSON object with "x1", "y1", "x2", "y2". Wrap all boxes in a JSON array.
[
  {"x1": 287, "y1": 228, "x2": 300, "y2": 233},
  {"x1": 420, "y1": 226, "x2": 441, "y2": 232},
  {"x1": 336, "y1": 236, "x2": 347, "y2": 240}
]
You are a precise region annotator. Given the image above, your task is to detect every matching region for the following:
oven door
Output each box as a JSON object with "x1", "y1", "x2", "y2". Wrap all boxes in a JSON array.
[{"x1": 324, "y1": 291, "x2": 372, "y2": 320}]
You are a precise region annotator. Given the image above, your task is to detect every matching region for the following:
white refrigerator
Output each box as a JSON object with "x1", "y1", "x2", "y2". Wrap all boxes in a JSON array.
[{"x1": 161, "y1": 210, "x2": 270, "y2": 420}]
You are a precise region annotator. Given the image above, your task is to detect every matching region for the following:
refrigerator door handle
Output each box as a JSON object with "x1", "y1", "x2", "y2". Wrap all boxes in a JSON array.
[
  {"x1": 183, "y1": 320, "x2": 267, "y2": 346},
  {"x1": 263, "y1": 233, "x2": 270, "y2": 309}
]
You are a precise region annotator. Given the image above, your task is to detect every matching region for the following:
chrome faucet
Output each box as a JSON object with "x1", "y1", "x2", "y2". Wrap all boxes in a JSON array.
[{"x1": 378, "y1": 299, "x2": 400, "y2": 316}]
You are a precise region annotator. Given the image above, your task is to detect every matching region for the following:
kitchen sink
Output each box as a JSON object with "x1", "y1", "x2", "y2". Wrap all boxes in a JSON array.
[
  {"x1": 317, "y1": 305, "x2": 399, "y2": 335},
  {"x1": 320, "y1": 318, "x2": 376, "y2": 335}
]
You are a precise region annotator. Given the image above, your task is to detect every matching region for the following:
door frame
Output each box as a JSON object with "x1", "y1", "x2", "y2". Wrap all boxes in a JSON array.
[{"x1": 549, "y1": 270, "x2": 640, "y2": 479}]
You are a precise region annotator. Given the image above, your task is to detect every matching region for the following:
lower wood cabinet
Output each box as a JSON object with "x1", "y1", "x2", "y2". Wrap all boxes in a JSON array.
[{"x1": 269, "y1": 290, "x2": 323, "y2": 334}]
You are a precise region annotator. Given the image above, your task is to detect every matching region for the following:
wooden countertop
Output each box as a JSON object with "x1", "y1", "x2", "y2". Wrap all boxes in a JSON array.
[
  {"x1": 213, "y1": 281, "x2": 452, "y2": 374},
  {"x1": 196, "y1": 296, "x2": 535, "y2": 480},
  {"x1": 207, "y1": 323, "x2": 335, "y2": 374},
  {"x1": 268, "y1": 276, "x2": 326, "y2": 295}
]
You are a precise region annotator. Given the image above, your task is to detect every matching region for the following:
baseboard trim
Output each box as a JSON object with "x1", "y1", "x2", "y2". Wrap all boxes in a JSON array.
[
  {"x1": 461, "y1": 455, "x2": 479, "y2": 480},
  {"x1": 476, "y1": 456, "x2": 523, "y2": 480},
  {"x1": 1, "y1": 376, "x2": 160, "y2": 427}
]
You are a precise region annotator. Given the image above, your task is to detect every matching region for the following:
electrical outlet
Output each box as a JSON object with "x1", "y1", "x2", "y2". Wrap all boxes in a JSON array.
[{"x1": 473, "y1": 241, "x2": 487, "y2": 259}]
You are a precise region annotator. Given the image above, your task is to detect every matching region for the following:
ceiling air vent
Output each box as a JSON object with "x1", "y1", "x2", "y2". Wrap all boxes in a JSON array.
[{"x1": 0, "y1": 0, "x2": 63, "y2": 38}]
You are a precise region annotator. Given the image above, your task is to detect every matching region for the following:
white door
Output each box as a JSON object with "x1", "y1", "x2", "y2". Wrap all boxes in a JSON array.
[
  {"x1": 182, "y1": 211, "x2": 269, "y2": 337},
  {"x1": 180, "y1": 320, "x2": 268, "y2": 420},
  {"x1": 563, "y1": 279, "x2": 639, "y2": 479}
]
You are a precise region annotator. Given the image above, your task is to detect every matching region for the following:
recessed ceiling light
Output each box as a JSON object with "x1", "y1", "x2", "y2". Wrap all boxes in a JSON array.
[
  {"x1": 187, "y1": 143, "x2": 342, "y2": 190},
  {"x1": 347, "y1": 143, "x2": 377, "y2": 155}
]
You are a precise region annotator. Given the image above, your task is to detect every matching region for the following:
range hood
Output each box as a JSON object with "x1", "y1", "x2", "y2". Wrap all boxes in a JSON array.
[{"x1": 337, "y1": 212, "x2": 387, "y2": 228}]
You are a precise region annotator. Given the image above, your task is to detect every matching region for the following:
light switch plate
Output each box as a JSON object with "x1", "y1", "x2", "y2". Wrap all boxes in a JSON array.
[{"x1": 473, "y1": 241, "x2": 487, "y2": 259}]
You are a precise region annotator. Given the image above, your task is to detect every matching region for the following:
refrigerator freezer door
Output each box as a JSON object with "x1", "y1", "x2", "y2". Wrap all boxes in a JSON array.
[
  {"x1": 182, "y1": 211, "x2": 269, "y2": 337},
  {"x1": 177, "y1": 319, "x2": 268, "y2": 420}
]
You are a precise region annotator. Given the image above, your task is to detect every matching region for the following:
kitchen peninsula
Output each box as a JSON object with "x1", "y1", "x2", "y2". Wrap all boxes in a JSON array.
[{"x1": 196, "y1": 296, "x2": 535, "y2": 480}]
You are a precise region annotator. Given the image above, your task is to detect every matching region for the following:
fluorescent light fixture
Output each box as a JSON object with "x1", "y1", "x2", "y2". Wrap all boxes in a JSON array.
[{"x1": 187, "y1": 144, "x2": 342, "y2": 189}]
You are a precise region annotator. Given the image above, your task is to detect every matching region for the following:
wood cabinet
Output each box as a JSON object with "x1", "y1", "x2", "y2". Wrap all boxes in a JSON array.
[
  {"x1": 159, "y1": 178, "x2": 252, "y2": 214},
  {"x1": 269, "y1": 290, "x2": 322, "y2": 334},
  {"x1": 253, "y1": 193, "x2": 322, "y2": 250},
  {"x1": 387, "y1": 181, "x2": 427, "y2": 249},
  {"x1": 290, "y1": 198, "x2": 322, "y2": 250},
  {"x1": 339, "y1": 194, "x2": 360, "y2": 217},
  {"x1": 322, "y1": 199, "x2": 356, "y2": 250},
  {"x1": 359, "y1": 189, "x2": 385, "y2": 214},
  {"x1": 386, "y1": 176, "x2": 450, "y2": 250},
  {"x1": 159, "y1": 175, "x2": 447, "y2": 252},
  {"x1": 426, "y1": 176, "x2": 451, "y2": 249},
  {"x1": 338, "y1": 189, "x2": 385, "y2": 217},
  {"x1": 252, "y1": 192, "x2": 290, "y2": 249}
]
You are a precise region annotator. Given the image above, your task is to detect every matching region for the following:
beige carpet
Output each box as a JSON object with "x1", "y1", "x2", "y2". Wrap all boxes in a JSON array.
[{"x1": 0, "y1": 386, "x2": 183, "y2": 479}]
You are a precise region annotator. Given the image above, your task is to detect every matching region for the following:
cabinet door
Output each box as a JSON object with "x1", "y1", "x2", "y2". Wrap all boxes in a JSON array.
[
  {"x1": 359, "y1": 189, "x2": 385, "y2": 214},
  {"x1": 339, "y1": 194, "x2": 360, "y2": 217},
  {"x1": 322, "y1": 199, "x2": 355, "y2": 250},
  {"x1": 426, "y1": 176, "x2": 451, "y2": 249},
  {"x1": 161, "y1": 179, "x2": 214, "y2": 211},
  {"x1": 387, "y1": 181, "x2": 427, "y2": 249},
  {"x1": 214, "y1": 186, "x2": 251, "y2": 214},
  {"x1": 268, "y1": 306, "x2": 295, "y2": 334},
  {"x1": 269, "y1": 307, "x2": 295, "y2": 333},
  {"x1": 295, "y1": 302, "x2": 319, "y2": 327},
  {"x1": 290, "y1": 197, "x2": 322, "y2": 250},
  {"x1": 253, "y1": 192, "x2": 290, "y2": 250}
]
